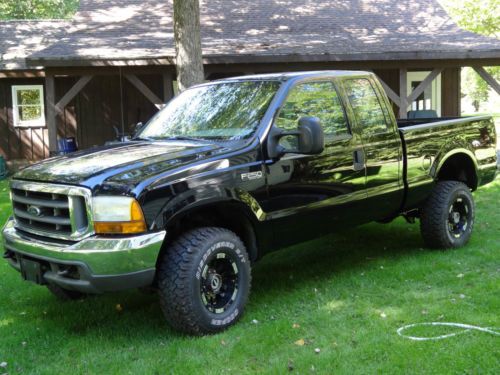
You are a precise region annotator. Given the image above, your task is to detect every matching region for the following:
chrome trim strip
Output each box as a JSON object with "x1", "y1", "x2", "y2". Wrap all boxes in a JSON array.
[
  {"x1": 399, "y1": 116, "x2": 491, "y2": 133},
  {"x1": 10, "y1": 180, "x2": 95, "y2": 241}
]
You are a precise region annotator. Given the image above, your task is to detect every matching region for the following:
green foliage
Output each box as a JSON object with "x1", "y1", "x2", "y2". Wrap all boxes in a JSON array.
[
  {"x1": 440, "y1": 0, "x2": 500, "y2": 38},
  {"x1": 440, "y1": 1, "x2": 500, "y2": 111},
  {"x1": 0, "y1": 0, "x2": 79, "y2": 20}
]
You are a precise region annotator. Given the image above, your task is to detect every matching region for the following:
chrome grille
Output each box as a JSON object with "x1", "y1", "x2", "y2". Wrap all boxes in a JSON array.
[{"x1": 10, "y1": 180, "x2": 94, "y2": 241}]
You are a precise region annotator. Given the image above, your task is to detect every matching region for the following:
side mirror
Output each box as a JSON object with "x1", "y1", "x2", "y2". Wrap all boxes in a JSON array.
[
  {"x1": 135, "y1": 122, "x2": 144, "y2": 132},
  {"x1": 296, "y1": 116, "x2": 324, "y2": 154},
  {"x1": 268, "y1": 116, "x2": 324, "y2": 158}
]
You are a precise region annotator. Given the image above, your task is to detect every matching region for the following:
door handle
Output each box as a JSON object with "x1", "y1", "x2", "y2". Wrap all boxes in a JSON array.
[{"x1": 353, "y1": 149, "x2": 365, "y2": 171}]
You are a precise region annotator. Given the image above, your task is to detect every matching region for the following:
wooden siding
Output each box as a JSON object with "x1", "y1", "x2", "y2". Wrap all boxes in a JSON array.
[{"x1": 0, "y1": 74, "x2": 163, "y2": 161}]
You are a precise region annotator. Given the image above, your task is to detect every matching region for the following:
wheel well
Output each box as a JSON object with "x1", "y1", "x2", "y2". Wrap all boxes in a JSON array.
[
  {"x1": 162, "y1": 202, "x2": 259, "y2": 262},
  {"x1": 437, "y1": 153, "x2": 478, "y2": 190}
]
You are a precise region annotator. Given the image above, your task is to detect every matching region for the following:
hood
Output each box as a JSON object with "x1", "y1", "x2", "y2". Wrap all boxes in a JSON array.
[{"x1": 14, "y1": 141, "x2": 227, "y2": 187}]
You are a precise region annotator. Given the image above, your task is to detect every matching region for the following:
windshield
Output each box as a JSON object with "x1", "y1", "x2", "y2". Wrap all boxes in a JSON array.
[{"x1": 137, "y1": 81, "x2": 280, "y2": 141}]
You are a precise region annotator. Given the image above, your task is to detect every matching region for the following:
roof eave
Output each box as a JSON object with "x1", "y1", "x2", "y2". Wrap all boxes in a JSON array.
[{"x1": 24, "y1": 49, "x2": 500, "y2": 68}]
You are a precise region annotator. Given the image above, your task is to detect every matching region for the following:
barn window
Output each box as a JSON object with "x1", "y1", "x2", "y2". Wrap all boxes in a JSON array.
[{"x1": 12, "y1": 85, "x2": 45, "y2": 127}]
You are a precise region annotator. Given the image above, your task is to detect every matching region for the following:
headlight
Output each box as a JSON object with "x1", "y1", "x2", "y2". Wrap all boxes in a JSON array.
[{"x1": 92, "y1": 196, "x2": 147, "y2": 234}]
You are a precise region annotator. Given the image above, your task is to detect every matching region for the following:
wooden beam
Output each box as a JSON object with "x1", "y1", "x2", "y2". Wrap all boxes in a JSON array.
[
  {"x1": 125, "y1": 74, "x2": 164, "y2": 109},
  {"x1": 45, "y1": 74, "x2": 57, "y2": 154},
  {"x1": 162, "y1": 73, "x2": 174, "y2": 102},
  {"x1": 473, "y1": 66, "x2": 500, "y2": 95},
  {"x1": 366, "y1": 69, "x2": 401, "y2": 107},
  {"x1": 55, "y1": 75, "x2": 92, "y2": 112},
  {"x1": 406, "y1": 68, "x2": 443, "y2": 103},
  {"x1": 399, "y1": 68, "x2": 408, "y2": 119},
  {"x1": 377, "y1": 77, "x2": 401, "y2": 107}
]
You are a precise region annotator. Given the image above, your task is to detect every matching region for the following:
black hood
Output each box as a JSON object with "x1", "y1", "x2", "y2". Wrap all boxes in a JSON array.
[{"x1": 14, "y1": 141, "x2": 227, "y2": 188}]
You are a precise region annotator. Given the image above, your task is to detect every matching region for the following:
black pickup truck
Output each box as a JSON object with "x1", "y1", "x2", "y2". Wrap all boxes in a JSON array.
[{"x1": 2, "y1": 71, "x2": 497, "y2": 334}]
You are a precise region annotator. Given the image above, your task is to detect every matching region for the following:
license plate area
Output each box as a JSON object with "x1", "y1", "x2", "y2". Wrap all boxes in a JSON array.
[{"x1": 20, "y1": 258, "x2": 46, "y2": 285}]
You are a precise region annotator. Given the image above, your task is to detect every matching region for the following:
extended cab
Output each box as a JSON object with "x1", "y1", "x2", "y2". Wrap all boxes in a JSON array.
[{"x1": 2, "y1": 71, "x2": 497, "y2": 334}]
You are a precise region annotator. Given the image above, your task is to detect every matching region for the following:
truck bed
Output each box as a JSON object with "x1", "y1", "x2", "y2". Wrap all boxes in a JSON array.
[{"x1": 397, "y1": 115, "x2": 497, "y2": 211}]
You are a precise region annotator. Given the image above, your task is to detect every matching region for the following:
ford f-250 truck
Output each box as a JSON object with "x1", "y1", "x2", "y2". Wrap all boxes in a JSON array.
[{"x1": 2, "y1": 71, "x2": 497, "y2": 334}]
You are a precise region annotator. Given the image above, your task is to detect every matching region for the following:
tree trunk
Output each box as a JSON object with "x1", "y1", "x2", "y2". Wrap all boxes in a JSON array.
[{"x1": 173, "y1": 0, "x2": 204, "y2": 91}]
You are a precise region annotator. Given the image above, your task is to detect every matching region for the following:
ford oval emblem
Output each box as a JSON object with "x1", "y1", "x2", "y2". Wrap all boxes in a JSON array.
[{"x1": 27, "y1": 205, "x2": 43, "y2": 217}]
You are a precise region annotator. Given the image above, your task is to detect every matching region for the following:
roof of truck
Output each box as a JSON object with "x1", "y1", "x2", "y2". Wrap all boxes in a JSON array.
[{"x1": 222, "y1": 71, "x2": 372, "y2": 82}]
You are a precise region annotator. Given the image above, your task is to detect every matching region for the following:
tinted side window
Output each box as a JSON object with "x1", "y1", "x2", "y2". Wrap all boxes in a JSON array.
[
  {"x1": 344, "y1": 78, "x2": 388, "y2": 135},
  {"x1": 276, "y1": 81, "x2": 349, "y2": 136}
]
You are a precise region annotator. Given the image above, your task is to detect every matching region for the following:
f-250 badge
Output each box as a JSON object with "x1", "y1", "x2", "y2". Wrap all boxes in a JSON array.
[{"x1": 241, "y1": 171, "x2": 263, "y2": 181}]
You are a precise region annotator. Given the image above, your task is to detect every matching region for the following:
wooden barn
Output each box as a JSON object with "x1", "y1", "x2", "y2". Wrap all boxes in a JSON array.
[{"x1": 1, "y1": 0, "x2": 499, "y2": 164}]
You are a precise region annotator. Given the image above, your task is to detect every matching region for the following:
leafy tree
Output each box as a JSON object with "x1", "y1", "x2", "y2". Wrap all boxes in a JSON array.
[
  {"x1": 0, "y1": 0, "x2": 79, "y2": 20},
  {"x1": 440, "y1": 0, "x2": 500, "y2": 112},
  {"x1": 440, "y1": 0, "x2": 500, "y2": 38}
]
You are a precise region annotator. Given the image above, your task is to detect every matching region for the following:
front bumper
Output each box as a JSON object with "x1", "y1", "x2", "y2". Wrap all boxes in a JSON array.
[{"x1": 2, "y1": 218, "x2": 166, "y2": 293}]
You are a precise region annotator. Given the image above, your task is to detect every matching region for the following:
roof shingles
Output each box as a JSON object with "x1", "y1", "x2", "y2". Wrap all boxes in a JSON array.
[{"x1": 1, "y1": 0, "x2": 499, "y2": 70}]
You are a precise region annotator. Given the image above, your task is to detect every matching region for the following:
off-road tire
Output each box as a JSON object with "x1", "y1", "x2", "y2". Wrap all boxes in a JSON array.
[
  {"x1": 157, "y1": 227, "x2": 251, "y2": 335},
  {"x1": 46, "y1": 283, "x2": 86, "y2": 300},
  {"x1": 420, "y1": 181, "x2": 475, "y2": 249}
]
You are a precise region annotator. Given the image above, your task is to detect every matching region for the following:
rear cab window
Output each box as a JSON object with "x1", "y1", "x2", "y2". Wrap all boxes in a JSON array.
[{"x1": 343, "y1": 78, "x2": 390, "y2": 135}]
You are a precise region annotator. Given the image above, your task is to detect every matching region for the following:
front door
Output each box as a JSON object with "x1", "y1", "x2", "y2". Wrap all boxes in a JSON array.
[{"x1": 263, "y1": 80, "x2": 366, "y2": 249}]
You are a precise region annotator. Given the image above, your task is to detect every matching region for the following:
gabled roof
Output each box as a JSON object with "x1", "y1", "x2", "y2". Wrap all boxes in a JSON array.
[{"x1": 2, "y1": 0, "x2": 500, "y2": 71}]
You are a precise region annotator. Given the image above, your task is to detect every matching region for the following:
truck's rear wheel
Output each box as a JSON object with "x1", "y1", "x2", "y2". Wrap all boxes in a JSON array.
[
  {"x1": 46, "y1": 283, "x2": 86, "y2": 300},
  {"x1": 157, "y1": 227, "x2": 251, "y2": 335},
  {"x1": 420, "y1": 181, "x2": 475, "y2": 249}
]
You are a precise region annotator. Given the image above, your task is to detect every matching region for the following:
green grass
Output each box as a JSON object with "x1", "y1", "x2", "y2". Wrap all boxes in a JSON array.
[{"x1": 0, "y1": 178, "x2": 499, "y2": 374}]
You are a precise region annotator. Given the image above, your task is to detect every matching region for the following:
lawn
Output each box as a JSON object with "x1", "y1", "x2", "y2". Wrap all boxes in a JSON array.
[{"x1": 0, "y1": 178, "x2": 499, "y2": 374}]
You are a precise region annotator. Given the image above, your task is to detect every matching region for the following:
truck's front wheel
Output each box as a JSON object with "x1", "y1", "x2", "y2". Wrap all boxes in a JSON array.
[
  {"x1": 157, "y1": 227, "x2": 251, "y2": 335},
  {"x1": 420, "y1": 181, "x2": 475, "y2": 249}
]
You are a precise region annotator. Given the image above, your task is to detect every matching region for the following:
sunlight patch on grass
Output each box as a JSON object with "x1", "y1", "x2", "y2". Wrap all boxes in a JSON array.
[{"x1": 323, "y1": 299, "x2": 345, "y2": 312}]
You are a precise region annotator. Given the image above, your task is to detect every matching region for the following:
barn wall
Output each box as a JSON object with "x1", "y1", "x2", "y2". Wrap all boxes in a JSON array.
[
  {"x1": 0, "y1": 74, "x2": 163, "y2": 161},
  {"x1": 70, "y1": 74, "x2": 163, "y2": 150}
]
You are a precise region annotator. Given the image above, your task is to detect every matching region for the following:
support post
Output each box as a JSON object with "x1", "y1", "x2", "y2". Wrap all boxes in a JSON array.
[
  {"x1": 45, "y1": 74, "x2": 57, "y2": 155},
  {"x1": 399, "y1": 68, "x2": 408, "y2": 119}
]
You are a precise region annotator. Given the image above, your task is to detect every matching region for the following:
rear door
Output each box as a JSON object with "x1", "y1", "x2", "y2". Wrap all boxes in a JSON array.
[
  {"x1": 263, "y1": 80, "x2": 367, "y2": 248},
  {"x1": 341, "y1": 77, "x2": 404, "y2": 220}
]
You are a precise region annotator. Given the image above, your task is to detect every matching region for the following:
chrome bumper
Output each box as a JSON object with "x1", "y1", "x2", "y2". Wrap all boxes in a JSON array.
[{"x1": 2, "y1": 218, "x2": 166, "y2": 293}]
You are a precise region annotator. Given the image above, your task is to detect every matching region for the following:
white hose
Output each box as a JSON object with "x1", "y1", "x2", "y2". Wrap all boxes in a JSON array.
[{"x1": 397, "y1": 322, "x2": 500, "y2": 341}]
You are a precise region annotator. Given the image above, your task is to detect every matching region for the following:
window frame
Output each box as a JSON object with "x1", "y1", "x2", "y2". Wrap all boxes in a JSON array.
[
  {"x1": 274, "y1": 79, "x2": 352, "y2": 140},
  {"x1": 11, "y1": 85, "x2": 46, "y2": 128}
]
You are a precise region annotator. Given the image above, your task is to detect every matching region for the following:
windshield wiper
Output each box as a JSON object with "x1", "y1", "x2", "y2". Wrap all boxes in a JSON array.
[
  {"x1": 132, "y1": 136, "x2": 156, "y2": 142},
  {"x1": 166, "y1": 136, "x2": 209, "y2": 142}
]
